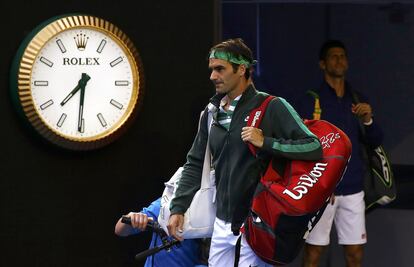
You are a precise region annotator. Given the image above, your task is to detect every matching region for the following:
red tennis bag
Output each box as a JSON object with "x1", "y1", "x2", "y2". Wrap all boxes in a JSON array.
[{"x1": 244, "y1": 96, "x2": 352, "y2": 265}]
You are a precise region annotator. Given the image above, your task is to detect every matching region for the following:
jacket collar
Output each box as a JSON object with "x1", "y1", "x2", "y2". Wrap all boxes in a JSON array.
[
  {"x1": 208, "y1": 84, "x2": 257, "y2": 111},
  {"x1": 321, "y1": 80, "x2": 353, "y2": 99},
  {"x1": 238, "y1": 84, "x2": 257, "y2": 107}
]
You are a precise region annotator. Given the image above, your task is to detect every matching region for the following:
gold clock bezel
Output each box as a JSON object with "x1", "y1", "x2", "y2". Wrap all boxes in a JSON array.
[{"x1": 15, "y1": 15, "x2": 144, "y2": 150}]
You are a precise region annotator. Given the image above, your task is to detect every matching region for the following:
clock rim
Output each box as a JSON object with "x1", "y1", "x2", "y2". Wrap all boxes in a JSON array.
[{"x1": 10, "y1": 14, "x2": 144, "y2": 150}]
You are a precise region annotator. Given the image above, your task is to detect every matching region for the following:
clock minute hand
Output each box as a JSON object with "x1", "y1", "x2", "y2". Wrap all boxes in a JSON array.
[
  {"x1": 77, "y1": 73, "x2": 90, "y2": 132},
  {"x1": 78, "y1": 85, "x2": 86, "y2": 132}
]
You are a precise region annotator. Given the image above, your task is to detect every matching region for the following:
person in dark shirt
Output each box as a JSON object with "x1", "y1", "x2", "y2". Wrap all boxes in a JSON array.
[
  {"x1": 299, "y1": 40, "x2": 383, "y2": 267},
  {"x1": 167, "y1": 38, "x2": 322, "y2": 266}
]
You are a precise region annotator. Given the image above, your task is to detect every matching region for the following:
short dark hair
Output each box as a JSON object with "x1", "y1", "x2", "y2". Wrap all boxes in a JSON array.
[
  {"x1": 319, "y1": 40, "x2": 347, "y2": 61},
  {"x1": 209, "y1": 38, "x2": 254, "y2": 80}
]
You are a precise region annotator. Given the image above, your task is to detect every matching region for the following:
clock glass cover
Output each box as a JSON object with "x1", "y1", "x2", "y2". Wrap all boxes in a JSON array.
[{"x1": 11, "y1": 15, "x2": 144, "y2": 150}]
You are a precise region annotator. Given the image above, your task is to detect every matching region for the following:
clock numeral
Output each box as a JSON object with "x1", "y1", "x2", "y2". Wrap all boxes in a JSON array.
[
  {"x1": 115, "y1": 80, "x2": 129, "y2": 86},
  {"x1": 40, "y1": 100, "x2": 54, "y2": 110},
  {"x1": 110, "y1": 57, "x2": 123, "y2": 67},
  {"x1": 57, "y1": 113, "x2": 67, "y2": 127},
  {"x1": 97, "y1": 39, "x2": 107, "y2": 53},
  {"x1": 110, "y1": 99, "x2": 123, "y2": 110},
  {"x1": 97, "y1": 113, "x2": 107, "y2": 127},
  {"x1": 40, "y1": 57, "x2": 54, "y2": 67},
  {"x1": 34, "y1": 81, "x2": 49, "y2": 86},
  {"x1": 56, "y1": 39, "x2": 67, "y2": 53}
]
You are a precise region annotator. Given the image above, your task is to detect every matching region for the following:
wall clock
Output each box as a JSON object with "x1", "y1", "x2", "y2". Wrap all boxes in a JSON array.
[{"x1": 10, "y1": 14, "x2": 144, "y2": 150}]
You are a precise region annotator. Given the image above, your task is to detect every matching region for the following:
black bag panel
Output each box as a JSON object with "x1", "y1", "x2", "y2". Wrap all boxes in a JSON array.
[{"x1": 272, "y1": 213, "x2": 314, "y2": 264}]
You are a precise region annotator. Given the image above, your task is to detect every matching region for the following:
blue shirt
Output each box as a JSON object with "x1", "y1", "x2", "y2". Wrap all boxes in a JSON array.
[
  {"x1": 298, "y1": 81, "x2": 383, "y2": 195},
  {"x1": 133, "y1": 198, "x2": 204, "y2": 267}
]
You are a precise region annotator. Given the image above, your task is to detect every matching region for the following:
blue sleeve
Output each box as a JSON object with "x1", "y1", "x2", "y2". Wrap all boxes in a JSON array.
[{"x1": 141, "y1": 198, "x2": 161, "y2": 220}]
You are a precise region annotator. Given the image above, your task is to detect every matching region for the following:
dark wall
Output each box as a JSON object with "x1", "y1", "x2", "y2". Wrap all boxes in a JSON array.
[
  {"x1": 222, "y1": 2, "x2": 414, "y2": 267},
  {"x1": 0, "y1": 0, "x2": 216, "y2": 266},
  {"x1": 222, "y1": 2, "x2": 414, "y2": 166}
]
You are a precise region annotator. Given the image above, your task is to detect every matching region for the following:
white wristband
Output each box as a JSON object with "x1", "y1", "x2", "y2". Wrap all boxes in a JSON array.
[{"x1": 363, "y1": 118, "x2": 373, "y2": 126}]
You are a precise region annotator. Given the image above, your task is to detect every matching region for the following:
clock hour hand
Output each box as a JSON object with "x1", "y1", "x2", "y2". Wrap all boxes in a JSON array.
[{"x1": 61, "y1": 73, "x2": 91, "y2": 106}]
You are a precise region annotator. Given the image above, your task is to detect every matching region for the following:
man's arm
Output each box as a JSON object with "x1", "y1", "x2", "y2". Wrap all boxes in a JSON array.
[
  {"x1": 115, "y1": 212, "x2": 153, "y2": 237},
  {"x1": 243, "y1": 97, "x2": 322, "y2": 161},
  {"x1": 167, "y1": 214, "x2": 185, "y2": 241},
  {"x1": 169, "y1": 111, "x2": 209, "y2": 215},
  {"x1": 168, "y1": 110, "x2": 210, "y2": 240},
  {"x1": 362, "y1": 120, "x2": 383, "y2": 148},
  {"x1": 352, "y1": 93, "x2": 383, "y2": 147}
]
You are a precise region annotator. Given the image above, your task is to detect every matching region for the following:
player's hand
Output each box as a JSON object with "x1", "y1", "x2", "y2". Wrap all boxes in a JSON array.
[
  {"x1": 352, "y1": 103, "x2": 372, "y2": 123},
  {"x1": 126, "y1": 212, "x2": 153, "y2": 231},
  {"x1": 167, "y1": 214, "x2": 184, "y2": 241},
  {"x1": 241, "y1": 127, "x2": 264, "y2": 148}
]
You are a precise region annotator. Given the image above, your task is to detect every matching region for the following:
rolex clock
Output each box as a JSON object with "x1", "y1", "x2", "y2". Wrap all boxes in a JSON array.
[{"x1": 10, "y1": 14, "x2": 144, "y2": 150}]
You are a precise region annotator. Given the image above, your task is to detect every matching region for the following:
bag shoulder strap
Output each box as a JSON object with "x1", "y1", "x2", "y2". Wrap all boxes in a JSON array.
[
  {"x1": 349, "y1": 89, "x2": 361, "y2": 104},
  {"x1": 349, "y1": 90, "x2": 368, "y2": 137},
  {"x1": 200, "y1": 109, "x2": 214, "y2": 189},
  {"x1": 307, "y1": 89, "x2": 322, "y2": 120},
  {"x1": 246, "y1": 95, "x2": 276, "y2": 156},
  {"x1": 206, "y1": 103, "x2": 216, "y2": 134},
  {"x1": 233, "y1": 235, "x2": 242, "y2": 267}
]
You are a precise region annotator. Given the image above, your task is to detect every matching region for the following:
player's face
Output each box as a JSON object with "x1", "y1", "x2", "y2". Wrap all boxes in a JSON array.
[
  {"x1": 209, "y1": 58, "x2": 244, "y2": 95},
  {"x1": 320, "y1": 47, "x2": 349, "y2": 78}
]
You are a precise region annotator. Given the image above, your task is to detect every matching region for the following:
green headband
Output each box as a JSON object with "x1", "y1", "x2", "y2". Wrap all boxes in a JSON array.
[{"x1": 209, "y1": 50, "x2": 255, "y2": 67}]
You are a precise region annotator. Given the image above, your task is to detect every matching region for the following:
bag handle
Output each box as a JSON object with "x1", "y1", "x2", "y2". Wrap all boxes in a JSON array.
[
  {"x1": 349, "y1": 90, "x2": 369, "y2": 138},
  {"x1": 307, "y1": 89, "x2": 322, "y2": 120},
  {"x1": 246, "y1": 95, "x2": 275, "y2": 156}
]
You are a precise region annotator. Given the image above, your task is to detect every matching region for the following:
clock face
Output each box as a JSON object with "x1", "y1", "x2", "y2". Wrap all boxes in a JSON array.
[
  {"x1": 11, "y1": 15, "x2": 144, "y2": 150},
  {"x1": 31, "y1": 28, "x2": 135, "y2": 138}
]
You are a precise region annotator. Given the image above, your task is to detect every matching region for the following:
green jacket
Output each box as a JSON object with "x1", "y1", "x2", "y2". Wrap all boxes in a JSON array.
[{"x1": 170, "y1": 85, "x2": 322, "y2": 223}]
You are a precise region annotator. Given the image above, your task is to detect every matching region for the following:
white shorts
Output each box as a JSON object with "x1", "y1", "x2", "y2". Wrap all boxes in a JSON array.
[
  {"x1": 306, "y1": 191, "x2": 367, "y2": 246},
  {"x1": 208, "y1": 217, "x2": 273, "y2": 267}
]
